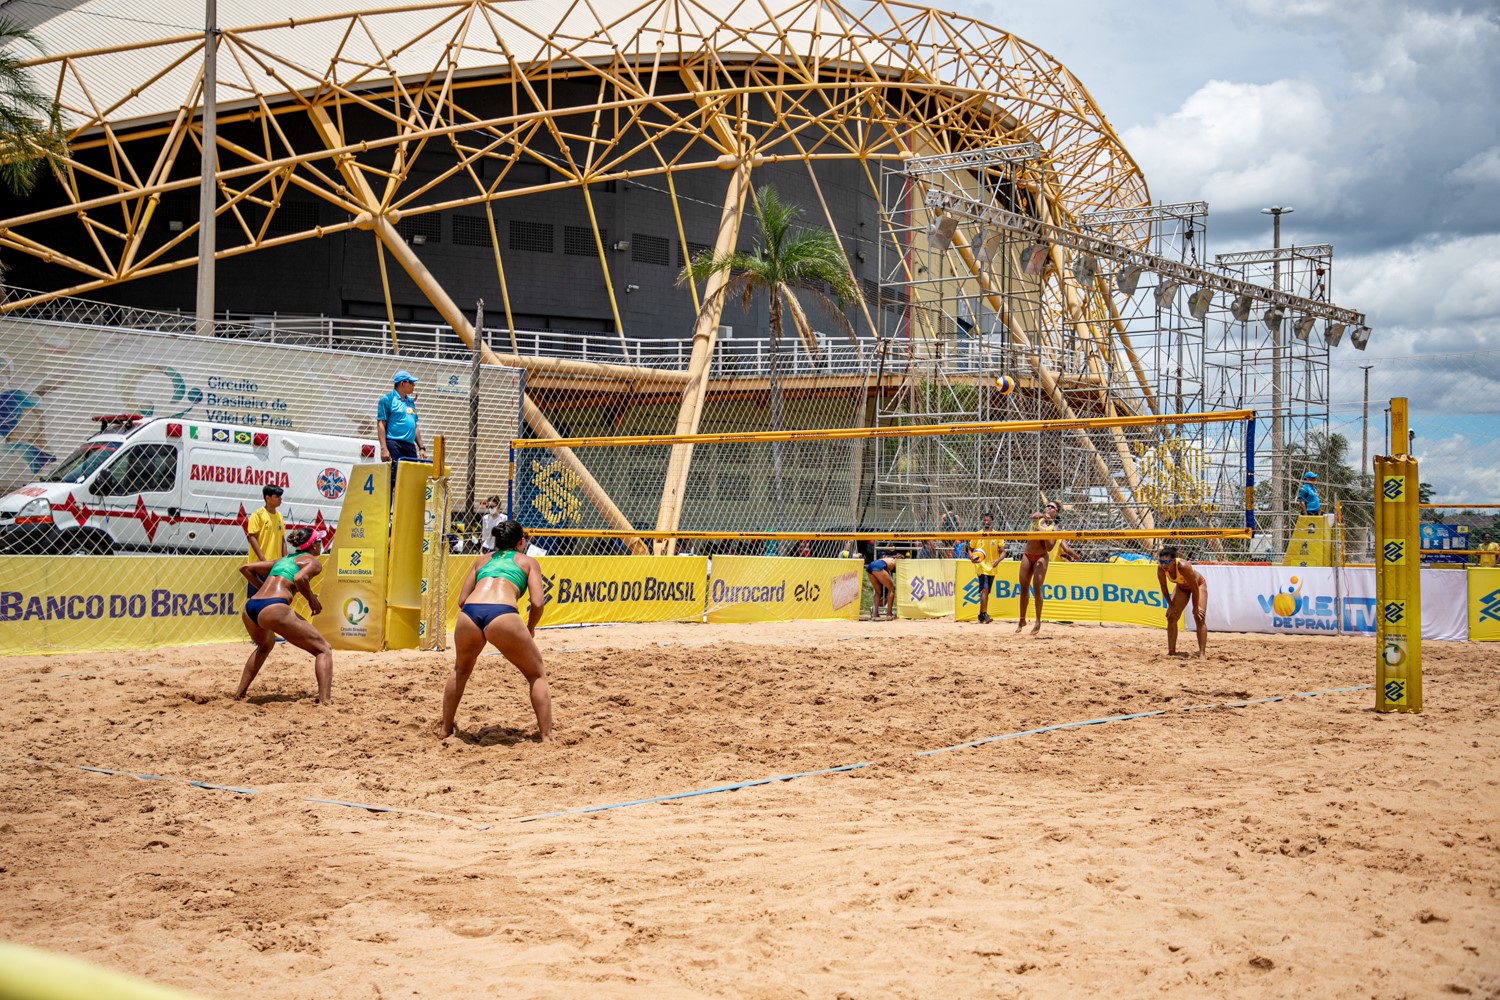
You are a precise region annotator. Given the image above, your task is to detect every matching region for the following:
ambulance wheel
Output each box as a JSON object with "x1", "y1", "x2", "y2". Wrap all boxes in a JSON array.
[{"x1": 57, "y1": 530, "x2": 113, "y2": 556}]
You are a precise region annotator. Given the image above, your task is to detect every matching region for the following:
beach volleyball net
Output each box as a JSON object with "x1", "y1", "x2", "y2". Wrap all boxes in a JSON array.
[{"x1": 508, "y1": 408, "x2": 1256, "y2": 557}]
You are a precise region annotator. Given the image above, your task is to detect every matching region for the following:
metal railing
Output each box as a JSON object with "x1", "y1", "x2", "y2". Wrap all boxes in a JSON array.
[{"x1": 3, "y1": 286, "x2": 1122, "y2": 383}]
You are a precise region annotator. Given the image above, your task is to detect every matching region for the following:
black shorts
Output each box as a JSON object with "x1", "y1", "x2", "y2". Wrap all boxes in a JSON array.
[
  {"x1": 386, "y1": 437, "x2": 419, "y2": 462},
  {"x1": 977, "y1": 574, "x2": 994, "y2": 591}
]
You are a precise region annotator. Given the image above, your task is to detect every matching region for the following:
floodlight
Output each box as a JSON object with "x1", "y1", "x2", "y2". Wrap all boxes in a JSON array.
[
  {"x1": 1293, "y1": 315, "x2": 1316, "y2": 342},
  {"x1": 1324, "y1": 322, "x2": 1346, "y2": 347},
  {"x1": 1116, "y1": 264, "x2": 1145, "y2": 296},
  {"x1": 972, "y1": 230, "x2": 1003, "y2": 266},
  {"x1": 1019, "y1": 242, "x2": 1049, "y2": 275},
  {"x1": 1154, "y1": 279, "x2": 1180, "y2": 311},
  {"x1": 1187, "y1": 288, "x2": 1213, "y2": 321},
  {"x1": 926, "y1": 215, "x2": 958, "y2": 251},
  {"x1": 1071, "y1": 253, "x2": 1097, "y2": 286},
  {"x1": 1350, "y1": 325, "x2": 1372, "y2": 350},
  {"x1": 1230, "y1": 294, "x2": 1254, "y2": 323},
  {"x1": 1263, "y1": 305, "x2": 1285, "y2": 332}
]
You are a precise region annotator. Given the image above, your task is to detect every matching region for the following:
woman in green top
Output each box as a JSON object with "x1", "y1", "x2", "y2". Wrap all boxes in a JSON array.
[
  {"x1": 237, "y1": 525, "x2": 333, "y2": 704},
  {"x1": 437, "y1": 518, "x2": 554, "y2": 742}
]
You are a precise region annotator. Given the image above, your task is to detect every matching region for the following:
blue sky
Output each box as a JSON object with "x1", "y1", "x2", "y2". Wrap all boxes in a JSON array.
[{"x1": 955, "y1": 0, "x2": 1500, "y2": 501}]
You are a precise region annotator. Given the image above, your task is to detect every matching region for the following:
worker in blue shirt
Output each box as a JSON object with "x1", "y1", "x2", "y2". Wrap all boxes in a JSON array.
[
  {"x1": 1298, "y1": 471, "x2": 1321, "y2": 515},
  {"x1": 377, "y1": 370, "x2": 428, "y2": 466}
]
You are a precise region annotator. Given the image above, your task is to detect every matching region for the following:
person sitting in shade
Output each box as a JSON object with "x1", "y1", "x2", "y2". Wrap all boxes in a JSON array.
[{"x1": 1298, "y1": 471, "x2": 1321, "y2": 516}]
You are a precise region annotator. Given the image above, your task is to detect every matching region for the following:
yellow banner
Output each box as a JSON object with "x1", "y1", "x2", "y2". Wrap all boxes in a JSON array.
[
  {"x1": 954, "y1": 559, "x2": 1166, "y2": 628},
  {"x1": 445, "y1": 554, "x2": 707, "y2": 628},
  {"x1": 1468, "y1": 568, "x2": 1500, "y2": 641},
  {"x1": 895, "y1": 559, "x2": 956, "y2": 618},
  {"x1": 314, "y1": 462, "x2": 389, "y2": 651},
  {"x1": 707, "y1": 555, "x2": 860, "y2": 623},
  {"x1": 0, "y1": 555, "x2": 245, "y2": 654}
]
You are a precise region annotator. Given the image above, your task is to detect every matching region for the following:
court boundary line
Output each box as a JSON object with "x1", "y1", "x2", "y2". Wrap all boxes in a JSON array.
[{"x1": 5, "y1": 683, "x2": 1378, "y2": 828}]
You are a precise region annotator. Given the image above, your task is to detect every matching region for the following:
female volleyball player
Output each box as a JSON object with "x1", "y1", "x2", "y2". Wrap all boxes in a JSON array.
[
  {"x1": 1015, "y1": 503, "x2": 1062, "y2": 634},
  {"x1": 864, "y1": 549, "x2": 899, "y2": 621},
  {"x1": 437, "y1": 519, "x2": 554, "y2": 742},
  {"x1": 237, "y1": 526, "x2": 333, "y2": 704},
  {"x1": 1157, "y1": 545, "x2": 1209, "y2": 659}
]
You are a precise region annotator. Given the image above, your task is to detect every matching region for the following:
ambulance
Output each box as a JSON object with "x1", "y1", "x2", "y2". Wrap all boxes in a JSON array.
[{"x1": 0, "y1": 415, "x2": 375, "y2": 554}]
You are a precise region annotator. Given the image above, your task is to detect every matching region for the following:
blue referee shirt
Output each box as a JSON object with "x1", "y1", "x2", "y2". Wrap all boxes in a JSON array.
[{"x1": 377, "y1": 389, "x2": 419, "y2": 442}]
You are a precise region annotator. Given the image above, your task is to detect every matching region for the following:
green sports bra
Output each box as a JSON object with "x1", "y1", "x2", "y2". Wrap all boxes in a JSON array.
[
  {"x1": 268, "y1": 555, "x2": 302, "y2": 581},
  {"x1": 475, "y1": 550, "x2": 528, "y2": 595}
]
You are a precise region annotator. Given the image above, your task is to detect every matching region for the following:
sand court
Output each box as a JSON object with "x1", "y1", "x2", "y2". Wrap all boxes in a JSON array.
[{"x1": 2, "y1": 620, "x2": 1496, "y2": 997}]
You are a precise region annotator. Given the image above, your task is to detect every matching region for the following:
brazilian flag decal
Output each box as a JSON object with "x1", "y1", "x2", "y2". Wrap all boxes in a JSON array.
[{"x1": 233, "y1": 430, "x2": 252, "y2": 445}]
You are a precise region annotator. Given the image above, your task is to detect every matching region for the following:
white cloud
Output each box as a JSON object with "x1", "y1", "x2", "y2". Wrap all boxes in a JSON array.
[
  {"x1": 1120, "y1": 79, "x2": 1360, "y2": 215},
  {"x1": 1452, "y1": 148, "x2": 1500, "y2": 186},
  {"x1": 1413, "y1": 432, "x2": 1500, "y2": 500},
  {"x1": 1340, "y1": 235, "x2": 1500, "y2": 334}
]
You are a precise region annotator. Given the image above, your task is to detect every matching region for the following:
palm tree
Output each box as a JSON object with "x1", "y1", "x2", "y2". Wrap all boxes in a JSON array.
[
  {"x1": 678, "y1": 183, "x2": 860, "y2": 533},
  {"x1": 0, "y1": 20, "x2": 66, "y2": 196}
]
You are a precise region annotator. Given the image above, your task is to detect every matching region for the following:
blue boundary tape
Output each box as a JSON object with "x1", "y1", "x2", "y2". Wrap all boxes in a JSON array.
[
  {"x1": 517, "y1": 762, "x2": 872, "y2": 823},
  {"x1": 14, "y1": 681, "x2": 1381, "y2": 827}
]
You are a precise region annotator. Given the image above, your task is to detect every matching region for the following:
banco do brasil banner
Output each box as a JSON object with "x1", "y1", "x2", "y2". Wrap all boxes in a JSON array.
[
  {"x1": 445, "y1": 554, "x2": 706, "y2": 627},
  {"x1": 954, "y1": 559, "x2": 1166, "y2": 627},
  {"x1": 0, "y1": 554, "x2": 246, "y2": 653}
]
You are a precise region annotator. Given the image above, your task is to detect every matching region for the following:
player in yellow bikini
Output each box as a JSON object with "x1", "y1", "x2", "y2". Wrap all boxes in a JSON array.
[
  {"x1": 1157, "y1": 545, "x2": 1208, "y2": 659},
  {"x1": 437, "y1": 519, "x2": 554, "y2": 742}
]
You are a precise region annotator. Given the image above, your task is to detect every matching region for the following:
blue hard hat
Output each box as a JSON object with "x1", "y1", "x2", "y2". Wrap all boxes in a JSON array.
[{"x1": 392, "y1": 370, "x2": 418, "y2": 385}]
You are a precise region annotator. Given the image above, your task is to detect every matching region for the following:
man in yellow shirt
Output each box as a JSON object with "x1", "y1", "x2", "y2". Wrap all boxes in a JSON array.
[
  {"x1": 244, "y1": 485, "x2": 285, "y2": 596},
  {"x1": 968, "y1": 511, "x2": 1002, "y2": 624},
  {"x1": 1475, "y1": 531, "x2": 1499, "y2": 568}
]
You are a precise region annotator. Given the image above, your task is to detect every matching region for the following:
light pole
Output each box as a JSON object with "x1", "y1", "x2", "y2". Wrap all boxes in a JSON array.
[
  {"x1": 194, "y1": 0, "x2": 218, "y2": 336},
  {"x1": 1360, "y1": 364, "x2": 1373, "y2": 480},
  {"x1": 1261, "y1": 205, "x2": 1292, "y2": 545},
  {"x1": 1360, "y1": 362, "x2": 1374, "y2": 559}
]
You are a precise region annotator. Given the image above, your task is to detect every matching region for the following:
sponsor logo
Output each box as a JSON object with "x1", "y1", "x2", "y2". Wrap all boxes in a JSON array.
[
  {"x1": 337, "y1": 548, "x2": 376, "y2": 579},
  {"x1": 1255, "y1": 575, "x2": 1376, "y2": 632},
  {"x1": 351, "y1": 511, "x2": 366, "y2": 540},
  {"x1": 1382, "y1": 540, "x2": 1405, "y2": 565},
  {"x1": 0, "y1": 590, "x2": 236, "y2": 621},
  {"x1": 960, "y1": 578, "x2": 1164, "y2": 609},
  {"x1": 317, "y1": 467, "x2": 347, "y2": 500},
  {"x1": 556, "y1": 576, "x2": 698, "y2": 604},
  {"x1": 343, "y1": 597, "x2": 369, "y2": 625},
  {"x1": 709, "y1": 578, "x2": 787, "y2": 605},
  {"x1": 1381, "y1": 476, "x2": 1405, "y2": 502},
  {"x1": 189, "y1": 464, "x2": 290, "y2": 488},
  {"x1": 1479, "y1": 588, "x2": 1500, "y2": 625},
  {"x1": 909, "y1": 575, "x2": 955, "y2": 602}
]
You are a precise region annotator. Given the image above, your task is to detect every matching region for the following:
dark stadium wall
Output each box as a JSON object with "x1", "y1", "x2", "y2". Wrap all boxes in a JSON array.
[{"x1": 1, "y1": 78, "x2": 892, "y2": 345}]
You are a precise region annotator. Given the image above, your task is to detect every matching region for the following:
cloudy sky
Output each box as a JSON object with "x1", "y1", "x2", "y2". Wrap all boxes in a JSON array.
[{"x1": 959, "y1": 0, "x2": 1500, "y2": 502}]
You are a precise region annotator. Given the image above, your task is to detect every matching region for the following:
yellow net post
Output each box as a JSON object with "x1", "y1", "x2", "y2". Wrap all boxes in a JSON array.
[{"x1": 1374, "y1": 398, "x2": 1421, "y2": 713}]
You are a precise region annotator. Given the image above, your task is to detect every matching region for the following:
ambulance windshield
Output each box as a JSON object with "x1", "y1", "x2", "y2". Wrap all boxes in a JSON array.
[{"x1": 52, "y1": 441, "x2": 120, "y2": 483}]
